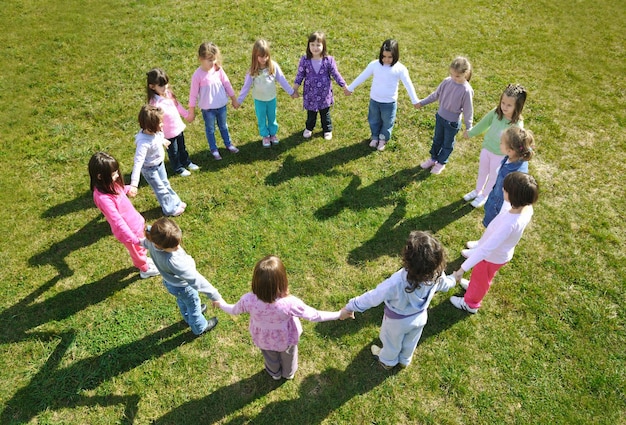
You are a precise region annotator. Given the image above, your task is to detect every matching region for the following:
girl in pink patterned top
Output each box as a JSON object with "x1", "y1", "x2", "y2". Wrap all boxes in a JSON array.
[{"x1": 214, "y1": 255, "x2": 353, "y2": 380}]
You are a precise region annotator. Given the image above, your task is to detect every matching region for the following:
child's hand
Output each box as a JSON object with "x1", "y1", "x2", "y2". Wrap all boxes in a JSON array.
[
  {"x1": 128, "y1": 186, "x2": 138, "y2": 197},
  {"x1": 343, "y1": 87, "x2": 352, "y2": 96},
  {"x1": 163, "y1": 139, "x2": 171, "y2": 148},
  {"x1": 212, "y1": 300, "x2": 222, "y2": 308},
  {"x1": 453, "y1": 269, "x2": 464, "y2": 282},
  {"x1": 187, "y1": 111, "x2": 195, "y2": 122},
  {"x1": 291, "y1": 91, "x2": 299, "y2": 99},
  {"x1": 339, "y1": 307, "x2": 355, "y2": 320},
  {"x1": 231, "y1": 99, "x2": 240, "y2": 109},
  {"x1": 415, "y1": 103, "x2": 422, "y2": 109},
  {"x1": 463, "y1": 130, "x2": 470, "y2": 139}
]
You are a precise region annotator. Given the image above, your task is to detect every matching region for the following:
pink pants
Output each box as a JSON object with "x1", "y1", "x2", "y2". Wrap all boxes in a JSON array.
[
  {"x1": 122, "y1": 241, "x2": 149, "y2": 272},
  {"x1": 475, "y1": 149, "x2": 505, "y2": 196},
  {"x1": 464, "y1": 260, "x2": 506, "y2": 309}
]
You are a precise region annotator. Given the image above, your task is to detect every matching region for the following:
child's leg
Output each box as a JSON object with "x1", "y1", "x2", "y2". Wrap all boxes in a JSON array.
[
  {"x1": 378, "y1": 315, "x2": 402, "y2": 367},
  {"x1": 320, "y1": 107, "x2": 332, "y2": 133},
  {"x1": 475, "y1": 148, "x2": 491, "y2": 193},
  {"x1": 305, "y1": 110, "x2": 318, "y2": 131},
  {"x1": 378, "y1": 101, "x2": 397, "y2": 142},
  {"x1": 176, "y1": 132, "x2": 191, "y2": 168},
  {"x1": 201, "y1": 109, "x2": 219, "y2": 151},
  {"x1": 166, "y1": 135, "x2": 184, "y2": 175},
  {"x1": 398, "y1": 323, "x2": 425, "y2": 367},
  {"x1": 122, "y1": 241, "x2": 149, "y2": 272},
  {"x1": 433, "y1": 114, "x2": 460, "y2": 164},
  {"x1": 429, "y1": 113, "x2": 446, "y2": 160},
  {"x1": 165, "y1": 283, "x2": 208, "y2": 335},
  {"x1": 279, "y1": 344, "x2": 298, "y2": 378},
  {"x1": 482, "y1": 152, "x2": 505, "y2": 197},
  {"x1": 260, "y1": 349, "x2": 282, "y2": 378},
  {"x1": 141, "y1": 163, "x2": 182, "y2": 216},
  {"x1": 214, "y1": 105, "x2": 233, "y2": 147},
  {"x1": 265, "y1": 98, "x2": 278, "y2": 136},
  {"x1": 367, "y1": 99, "x2": 382, "y2": 140},
  {"x1": 254, "y1": 100, "x2": 270, "y2": 137},
  {"x1": 464, "y1": 260, "x2": 505, "y2": 309}
]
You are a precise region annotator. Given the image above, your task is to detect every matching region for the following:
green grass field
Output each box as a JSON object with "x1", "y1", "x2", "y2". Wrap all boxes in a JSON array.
[{"x1": 1, "y1": 0, "x2": 624, "y2": 423}]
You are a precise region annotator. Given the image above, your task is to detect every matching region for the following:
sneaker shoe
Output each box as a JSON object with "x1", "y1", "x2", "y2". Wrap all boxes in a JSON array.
[
  {"x1": 471, "y1": 194, "x2": 487, "y2": 208},
  {"x1": 450, "y1": 296, "x2": 478, "y2": 313},
  {"x1": 139, "y1": 264, "x2": 160, "y2": 279},
  {"x1": 369, "y1": 139, "x2": 379, "y2": 148},
  {"x1": 371, "y1": 344, "x2": 382, "y2": 357},
  {"x1": 262, "y1": 137, "x2": 271, "y2": 148},
  {"x1": 303, "y1": 129, "x2": 313, "y2": 138},
  {"x1": 430, "y1": 162, "x2": 446, "y2": 174},
  {"x1": 459, "y1": 279, "x2": 470, "y2": 290},
  {"x1": 211, "y1": 150, "x2": 222, "y2": 160},
  {"x1": 466, "y1": 240, "x2": 479, "y2": 249},
  {"x1": 196, "y1": 316, "x2": 219, "y2": 337},
  {"x1": 463, "y1": 190, "x2": 479, "y2": 201},
  {"x1": 227, "y1": 145, "x2": 239, "y2": 153},
  {"x1": 201, "y1": 304, "x2": 207, "y2": 314},
  {"x1": 270, "y1": 135, "x2": 279, "y2": 145},
  {"x1": 323, "y1": 132, "x2": 332, "y2": 140},
  {"x1": 178, "y1": 169, "x2": 191, "y2": 177},
  {"x1": 461, "y1": 248, "x2": 474, "y2": 258},
  {"x1": 420, "y1": 158, "x2": 436, "y2": 169},
  {"x1": 172, "y1": 202, "x2": 187, "y2": 217},
  {"x1": 285, "y1": 373, "x2": 295, "y2": 380},
  {"x1": 377, "y1": 140, "x2": 387, "y2": 151},
  {"x1": 271, "y1": 374, "x2": 282, "y2": 381},
  {"x1": 187, "y1": 162, "x2": 200, "y2": 171}
]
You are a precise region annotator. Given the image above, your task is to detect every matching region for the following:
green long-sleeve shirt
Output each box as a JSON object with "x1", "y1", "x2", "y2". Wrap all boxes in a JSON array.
[{"x1": 467, "y1": 108, "x2": 523, "y2": 154}]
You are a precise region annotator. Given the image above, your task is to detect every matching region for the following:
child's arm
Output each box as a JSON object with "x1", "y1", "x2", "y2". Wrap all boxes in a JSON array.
[
  {"x1": 290, "y1": 297, "x2": 343, "y2": 322},
  {"x1": 345, "y1": 275, "x2": 395, "y2": 313},
  {"x1": 327, "y1": 56, "x2": 347, "y2": 88},
  {"x1": 129, "y1": 143, "x2": 148, "y2": 196},
  {"x1": 273, "y1": 62, "x2": 295, "y2": 96},
  {"x1": 345, "y1": 60, "x2": 376, "y2": 94},
  {"x1": 187, "y1": 72, "x2": 200, "y2": 122},
  {"x1": 398, "y1": 67, "x2": 420, "y2": 107},
  {"x1": 236, "y1": 73, "x2": 253, "y2": 106},
  {"x1": 462, "y1": 86, "x2": 474, "y2": 131},
  {"x1": 94, "y1": 191, "x2": 141, "y2": 245},
  {"x1": 213, "y1": 294, "x2": 248, "y2": 315}
]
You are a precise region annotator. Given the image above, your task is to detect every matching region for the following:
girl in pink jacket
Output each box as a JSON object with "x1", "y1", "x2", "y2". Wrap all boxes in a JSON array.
[{"x1": 88, "y1": 152, "x2": 159, "y2": 278}]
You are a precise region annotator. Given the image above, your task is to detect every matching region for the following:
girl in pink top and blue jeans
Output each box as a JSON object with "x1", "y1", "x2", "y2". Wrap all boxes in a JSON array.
[{"x1": 214, "y1": 255, "x2": 353, "y2": 380}]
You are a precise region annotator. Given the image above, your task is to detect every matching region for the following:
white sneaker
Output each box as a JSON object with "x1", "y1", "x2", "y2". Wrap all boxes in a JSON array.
[
  {"x1": 471, "y1": 194, "x2": 487, "y2": 208},
  {"x1": 371, "y1": 344, "x2": 382, "y2": 356},
  {"x1": 450, "y1": 296, "x2": 478, "y2": 313},
  {"x1": 303, "y1": 129, "x2": 312, "y2": 138},
  {"x1": 323, "y1": 132, "x2": 332, "y2": 140},
  {"x1": 187, "y1": 162, "x2": 200, "y2": 171},
  {"x1": 460, "y1": 278, "x2": 470, "y2": 290},
  {"x1": 377, "y1": 140, "x2": 387, "y2": 151},
  {"x1": 178, "y1": 169, "x2": 191, "y2": 177},
  {"x1": 461, "y1": 248, "x2": 474, "y2": 258},
  {"x1": 420, "y1": 158, "x2": 436, "y2": 169},
  {"x1": 466, "y1": 240, "x2": 479, "y2": 249},
  {"x1": 463, "y1": 190, "x2": 479, "y2": 201},
  {"x1": 140, "y1": 264, "x2": 160, "y2": 279}
]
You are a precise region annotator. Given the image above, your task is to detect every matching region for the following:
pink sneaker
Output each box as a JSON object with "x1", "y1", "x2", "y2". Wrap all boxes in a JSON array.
[
  {"x1": 377, "y1": 140, "x2": 387, "y2": 151},
  {"x1": 270, "y1": 135, "x2": 279, "y2": 145},
  {"x1": 211, "y1": 150, "x2": 222, "y2": 160},
  {"x1": 420, "y1": 158, "x2": 436, "y2": 169},
  {"x1": 227, "y1": 144, "x2": 239, "y2": 153},
  {"x1": 369, "y1": 139, "x2": 379, "y2": 148},
  {"x1": 172, "y1": 202, "x2": 186, "y2": 217},
  {"x1": 262, "y1": 137, "x2": 271, "y2": 148},
  {"x1": 430, "y1": 162, "x2": 446, "y2": 174}
]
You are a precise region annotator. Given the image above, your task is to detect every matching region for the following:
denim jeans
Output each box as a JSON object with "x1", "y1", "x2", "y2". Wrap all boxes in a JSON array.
[
  {"x1": 141, "y1": 162, "x2": 182, "y2": 216},
  {"x1": 306, "y1": 107, "x2": 332, "y2": 133},
  {"x1": 368, "y1": 99, "x2": 397, "y2": 141},
  {"x1": 254, "y1": 98, "x2": 278, "y2": 137},
  {"x1": 201, "y1": 105, "x2": 232, "y2": 151},
  {"x1": 164, "y1": 282, "x2": 208, "y2": 335},
  {"x1": 166, "y1": 131, "x2": 190, "y2": 175},
  {"x1": 429, "y1": 113, "x2": 460, "y2": 164}
]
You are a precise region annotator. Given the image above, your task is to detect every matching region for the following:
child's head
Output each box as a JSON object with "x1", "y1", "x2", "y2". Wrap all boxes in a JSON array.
[
  {"x1": 251, "y1": 255, "x2": 289, "y2": 303},
  {"x1": 145, "y1": 217, "x2": 182, "y2": 249},
  {"x1": 250, "y1": 39, "x2": 275, "y2": 76},
  {"x1": 378, "y1": 39, "x2": 399, "y2": 66},
  {"x1": 198, "y1": 42, "x2": 222, "y2": 70},
  {"x1": 138, "y1": 104, "x2": 164, "y2": 133},
  {"x1": 496, "y1": 83, "x2": 527, "y2": 123},
  {"x1": 501, "y1": 126, "x2": 535, "y2": 162},
  {"x1": 503, "y1": 172, "x2": 539, "y2": 208},
  {"x1": 306, "y1": 31, "x2": 327, "y2": 59},
  {"x1": 402, "y1": 231, "x2": 446, "y2": 291},
  {"x1": 146, "y1": 68, "x2": 169, "y2": 102},
  {"x1": 89, "y1": 151, "x2": 123, "y2": 194},
  {"x1": 449, "y1": 56, "x2": 472, "y2": 83}
]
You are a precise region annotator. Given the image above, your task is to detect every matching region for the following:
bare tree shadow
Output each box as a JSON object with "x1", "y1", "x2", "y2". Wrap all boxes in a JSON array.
[
  {"x1": 348, "y1": 199, "x2": 473, "y2": 265},
  {"x1": 264, "y1": 140, "x2": 373, "y2": 186},
  {"x1": 1, "y1": 322, "x2": 190, "y2": 424}
]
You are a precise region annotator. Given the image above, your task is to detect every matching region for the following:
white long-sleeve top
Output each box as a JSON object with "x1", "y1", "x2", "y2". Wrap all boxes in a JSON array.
[
  {"x1": 130, "y1": 130, "x2": 168, "y2": 187},
  {"x1": 347, "y1": 60, "x2": 419, "y2": 104}
]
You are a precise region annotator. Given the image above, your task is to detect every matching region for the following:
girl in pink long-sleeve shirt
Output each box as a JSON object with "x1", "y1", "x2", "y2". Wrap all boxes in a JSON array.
[
  {"x1": 88, "y1": 152, "x2": 159, "y2": 278},
  {"x1": 214, "y1": 255, "x2": 353, "y2": 380}
]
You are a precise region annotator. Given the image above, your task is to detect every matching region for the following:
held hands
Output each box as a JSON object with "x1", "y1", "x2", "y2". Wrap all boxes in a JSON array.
[
  {"x1": 463, "y1": 130, "x2": 470, "y2": 139},
  {"x1": 163, "y1": 139, "x2": 171, "y2": 148},
  {"x1": 452, "y1": 269, "x2": 464, "y2": 283},
  {"x1": 231, "y1": 99, "x2": 240, "y2": 109},
  {"x1": 290, "y1": 91, "x2": 299, "y2": 99},
  {"x1": 413, "y1": 103, "x2": 421, "y2": 109},
  {"x1": 212, "y1": 300, "x2": 223, "y2": 308},
  {"x1": 128, "y1": 186, "x2": 138, "y2": 198},
  {"x1": 343, "y1": 87, "x2": 352, "y2": 96},
  {"x1": 186, "y1": 111, "x2": 195, "y2": 123},
  {"x1": 339, "y1": 307, "x2": 355, "y2": 320}
]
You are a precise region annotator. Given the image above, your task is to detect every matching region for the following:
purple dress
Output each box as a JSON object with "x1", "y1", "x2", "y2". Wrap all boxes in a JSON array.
[{"x1": 294, "y1": 55, "x2": 346, "y2": 112}]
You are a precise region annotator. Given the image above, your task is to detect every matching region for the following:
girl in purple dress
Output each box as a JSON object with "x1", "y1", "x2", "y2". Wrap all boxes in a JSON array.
[{"x1": 293, "y1": 32, "x2": 347, "y2": 141}]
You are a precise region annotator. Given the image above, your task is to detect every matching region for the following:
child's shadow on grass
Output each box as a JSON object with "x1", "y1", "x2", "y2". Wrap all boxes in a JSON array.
[
  {"x1": 0, "y1": 322, "x2": 190, "y2": 425},
  {"x1": 348, "y1": 198, "x2": 473, "y2": 265},
  {"x1": 264, "y1": 140, "x2": 373, "y2": 186}
]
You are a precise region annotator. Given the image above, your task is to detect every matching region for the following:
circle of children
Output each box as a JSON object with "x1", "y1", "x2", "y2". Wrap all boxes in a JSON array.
[{"x1": 88, "y1": 33, "x2": 538, "y2": 377}]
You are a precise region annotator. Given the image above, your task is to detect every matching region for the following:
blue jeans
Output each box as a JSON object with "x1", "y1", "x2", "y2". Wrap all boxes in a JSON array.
[
  {"x1": 167, "y1": 131, "x2": 190, "y2": 175},
  {"x1": 164, "y1": 282, "x2": 208, "y2": 335},
  {"x1": 429, "y1": 113, "x2": 460, "y2": 164},
  {"x1": 201, "y1": 105, "x2": 232, "y2": 151},
  {"x1": 368, "y1": 99, "x2": 397, "y2": 141},
  {"x1": 254, "y1": 98, "x2": 278, "y2": 137},
  {"x1": 141, "y1": 162, "x2": 182, "y2": 216}
]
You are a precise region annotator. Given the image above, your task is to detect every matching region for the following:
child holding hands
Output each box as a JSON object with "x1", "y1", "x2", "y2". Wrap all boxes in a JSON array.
[
  {"x1": 343, "y1": 231, "x2": 456, "y2": 369},
  {"x1": 214, "y1": 255, "x2": 353, "y2": 380}
]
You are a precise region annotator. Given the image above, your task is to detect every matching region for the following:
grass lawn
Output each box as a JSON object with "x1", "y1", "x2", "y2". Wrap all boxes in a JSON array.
[{"x1": 0, "y1": 0, "x2": 624, "y2": 424}]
